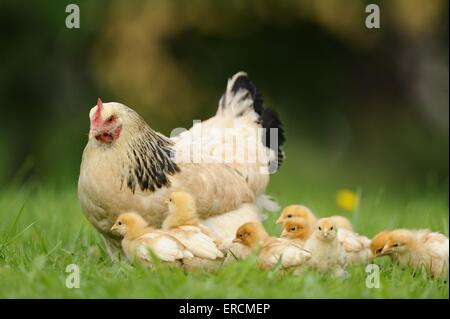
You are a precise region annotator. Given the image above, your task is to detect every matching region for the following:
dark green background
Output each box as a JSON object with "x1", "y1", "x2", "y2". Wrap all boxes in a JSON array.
[{"x1": 0, "y1": 0, "x2": 448, "y2": 195}]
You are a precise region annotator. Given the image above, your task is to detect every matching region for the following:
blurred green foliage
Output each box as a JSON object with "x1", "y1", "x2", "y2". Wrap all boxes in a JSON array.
[{"x1": 0, "y1": 0, "x2": 448, "y2": 193}]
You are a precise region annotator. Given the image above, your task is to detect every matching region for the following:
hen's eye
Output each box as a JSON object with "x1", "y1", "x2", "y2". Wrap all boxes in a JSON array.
[{"x1": 106, "y1": 116, "x2": 114, "y2": 123}]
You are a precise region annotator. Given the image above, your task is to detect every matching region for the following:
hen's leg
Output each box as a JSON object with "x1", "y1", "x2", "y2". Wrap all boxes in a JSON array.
[{"x1": 102, "y1": 235, "x2": 123, "y2": 262}]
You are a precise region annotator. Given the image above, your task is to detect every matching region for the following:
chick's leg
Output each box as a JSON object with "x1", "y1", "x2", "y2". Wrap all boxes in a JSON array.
[{"x1": 102, "y1": 235, "x2": 124, "y2": 262}]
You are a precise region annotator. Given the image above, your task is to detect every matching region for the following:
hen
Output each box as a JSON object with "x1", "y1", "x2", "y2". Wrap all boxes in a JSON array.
[{"x1": 78, "y1": 72, "x2": 285, "y2": 259}]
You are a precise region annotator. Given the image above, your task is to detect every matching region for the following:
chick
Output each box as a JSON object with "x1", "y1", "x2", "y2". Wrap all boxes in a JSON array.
[
  {"x1": 329, "y1": 215, "x2": 353, "y2": 232},
  {"x1": 111, "y1": 212, "x2": 192, "y2": 267},
  {"x1": 337, "y1": 228, "x2": 372, "y2": 265},
  {"x1": 162, "y1": 191, "x2": 225, "y2": 271},
  {"x1": 281, "y1": 219, "x2": 309, "y2": 245},
  {"x1": 223, "y1": 222, "x2": 269, "y2": 262},
  {"x1": 304, "y1": 218, "x2": 347, "y2": 276},
  {"x1": 276, "y1": 205, "x2": 353, "y2": 238},
  {"x1": 380, "y1": 229, "x2": 449, "y2": 279},
  {"x1": 233, "y1": 222, "x2": 312, "y2": 271},
  {"x1": 276, "y1": 205, "x2": 317, "y2": 239},
  {"x1": 370, "y1": 230, "x2": 392, "y2": 259}
]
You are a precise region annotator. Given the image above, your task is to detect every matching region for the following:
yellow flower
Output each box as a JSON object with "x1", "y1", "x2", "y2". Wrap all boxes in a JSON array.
[{"x1": 336, "y1": 189, "x2": 358, "y2": 212}]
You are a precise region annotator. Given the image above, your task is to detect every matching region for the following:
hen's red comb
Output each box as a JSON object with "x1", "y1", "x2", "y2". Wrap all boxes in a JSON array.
[
  {"x1": 97, "y1": 97, "x2": 103, "y2": 111},
  {"x1": 93, "y1": 97, "x2": 103, "y2": 125}
]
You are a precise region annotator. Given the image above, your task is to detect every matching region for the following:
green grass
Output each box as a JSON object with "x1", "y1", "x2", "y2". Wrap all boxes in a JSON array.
[{"x1": 0, "y1": 173, "x2": 447, "y2": 299}]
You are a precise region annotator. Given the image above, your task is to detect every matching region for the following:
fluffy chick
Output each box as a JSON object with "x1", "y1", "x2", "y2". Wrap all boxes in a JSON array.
[
  {"x1": 162, "y1": 191, "x2": 224, "y2": 271},
  {"x1": 337, "y1": 228, "x2": 372, "y2": 265},
  {"x1": 281, "y1": 219, "x2": 309, "y2": 245},
  {"x1": 380, "y1": 229, "x2": 449, "y2": 279},
  {"x1": 304, "y1": 218, "x2": 347, "y2": 276},
  {"x1": 111, "y1": 212, "x2": 191, "y2": 267},
  {"x1": 222, "y1": 222, "x2": 269, "y2": 262},
  {"x1": 277, "y1": 205, "x2": 353, "y2": 238},
  {"x1": 329, "y1": 215, "x2": 353, "y2": 232},
  {"x1": 370, "y1": 230, "x2": 392, "y2": 259},
  {"x1": 233, "y1": 222, "x2": 311, "y2": 271},
  {"x1": 276, "y1": 205, "x2": 317, "y2": 239}
]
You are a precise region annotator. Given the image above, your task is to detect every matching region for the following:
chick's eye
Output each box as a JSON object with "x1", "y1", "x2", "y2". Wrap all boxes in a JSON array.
[
  {"x1": 318, "y1": 226, "x2": 322, "y2": 231},
  {"x1": 393, "y1": 244, "x2": 399, "y2": 247},
  {"x1": 330, "y1": 226, "x2": 334, "y2": 230},
  {"x1": 287, "y1": 214, "x2": 292, "y2": 218},
  {"x1": 290, "y1": 227, "x2": 296, "y2": 231},
  {"x1": 239, "y1": 234, "x2": 243, "y2": 238},
  {"x1": 376, "y1": 248, "x2": 382, "y2": 253},
  {"x1": 118, "y1": 221, "x2": 122, "y2": 225}
]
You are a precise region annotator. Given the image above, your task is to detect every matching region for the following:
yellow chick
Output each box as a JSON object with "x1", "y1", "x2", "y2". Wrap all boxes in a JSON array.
[
  {"x1": 281, "y1": 219, "x2": 367, "y2": 265},
  {"x1": 276, "y1": 205, "x2": 353, "y2": 238},
  {"x1": 304, "y1": 218, "x2": 347, "y2": 276},
  {"x1": 380, "y1": 229, "x2": 449, "y2": 279},
  {"x1": 111, "y1": 212, "x2": 192, "y2": 267},
  {"x1": 163, "y1": 191, "x2": 225, "y2": 271},
  {"x1": 329, "y1": 215, "x2": 353, "y2": 232},
  {"x1": 276, "y1": 205, "x2": 317, "y2": 232},
  {"x1": 232, "y1": 222, "x2": 312, "y2": 271}
]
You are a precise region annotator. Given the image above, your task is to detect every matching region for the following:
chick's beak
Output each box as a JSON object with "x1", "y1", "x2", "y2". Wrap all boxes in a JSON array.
[
  {"x1": 275, "y1": 217, "x2": 284, "y2": 224},
  {"x1": 281, "y1": 229, "x2": 288, "y2": 237},
  {"x1": 232, "y1": 238, "x2": 242, "y2": 244},
  {"x1": 380, "y1": 245, "x2": 390, "y2": 255},
  {"x1": 110, "y1": 224, "x2": 118, "y2": 232}
]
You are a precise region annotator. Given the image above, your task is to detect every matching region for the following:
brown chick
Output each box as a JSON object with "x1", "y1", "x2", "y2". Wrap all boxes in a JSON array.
[
  {"x1": 233, "y1": 222, "x2": 312, "y2": 271},
  {"x1": 370, "y1": 230, "x2": 392, "y2": 259},
  {"x1": 225, "y1": 222, "x2": 269, "y2": 261},
  {"x1": 162, "y1": 191, "x2": 225, "y2": 271},
  {"x1": 380, "y1": 229, "x2": 449, "y2": 279},
  {"x1": 111, "y1": 212, "x2": 192, "y2": 267}
]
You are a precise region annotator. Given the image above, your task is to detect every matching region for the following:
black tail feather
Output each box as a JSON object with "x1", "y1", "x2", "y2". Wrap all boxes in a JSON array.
[
  {"x1": 261, "y1": 108, "x2": 286, "y2": 166},
  {"x1": 231, "y1": 73, "x2": 286, "y2": 167}
]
